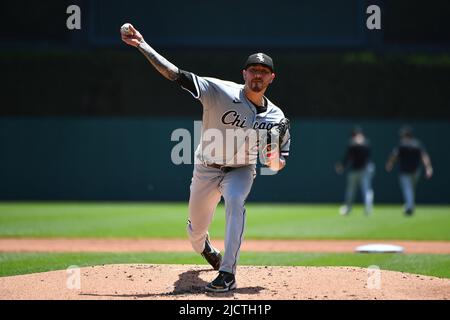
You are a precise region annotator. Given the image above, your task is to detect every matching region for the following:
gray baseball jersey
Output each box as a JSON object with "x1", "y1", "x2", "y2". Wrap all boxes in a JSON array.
[{"x1": 178, "y1": 71, "x2": 291, "y2": 166}]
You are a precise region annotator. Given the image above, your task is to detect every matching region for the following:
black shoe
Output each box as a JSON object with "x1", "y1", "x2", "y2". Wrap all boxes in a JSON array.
[
  {"x1": 205, "y1": 271, "x2": 236, "y2": 292},
  {"x1": 201, "y1": 236, "x2": 222, "y2": 270},
  {"x1": 405, "y1": 208, "x2": 414, "y2": 216}
]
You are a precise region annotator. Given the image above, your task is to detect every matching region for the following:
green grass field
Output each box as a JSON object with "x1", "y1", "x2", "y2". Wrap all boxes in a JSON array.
[
  {"x1": 0, "y1": 202, "x2": 449, "y2": 240},
  {"x1": 1, "y1": 252, "x2": 449, "y2": 278},
  {"x1": 0, "y1": 202, "x2": 449, "y2": 279}
]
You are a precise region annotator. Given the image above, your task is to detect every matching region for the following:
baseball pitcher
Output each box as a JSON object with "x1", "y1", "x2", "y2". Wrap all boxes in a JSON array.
[{"x1": 121, "y1": 24, "x2": 291, "y2": 292}]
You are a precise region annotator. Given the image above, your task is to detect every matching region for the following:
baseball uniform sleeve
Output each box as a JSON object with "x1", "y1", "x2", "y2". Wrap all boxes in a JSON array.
[
  {"x1": 176, "y1": 70, "x2": 212, "y2": 102},
  {"x1": 280, "y1": 130, "x2": 291, "y2": 158}
]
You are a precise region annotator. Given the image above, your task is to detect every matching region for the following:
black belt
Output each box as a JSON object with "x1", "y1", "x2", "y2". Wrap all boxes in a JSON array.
[{"x1": 206, "y1": 163, "x2": 235, "y2": 173}]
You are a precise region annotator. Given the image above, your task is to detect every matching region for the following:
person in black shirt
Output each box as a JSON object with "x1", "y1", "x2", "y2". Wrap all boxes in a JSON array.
[
  {"x1": 386, "y1": 126, "x2": 433, "y2": 216},
  {"x1": 335, "y1": 127, "x2": 375, "y2": 216}
]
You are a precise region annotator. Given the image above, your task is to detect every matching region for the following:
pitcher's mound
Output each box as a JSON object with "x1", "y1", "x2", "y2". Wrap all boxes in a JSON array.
[{"x1": 1, "y1": 264, "x2": 449, "y2": 300}]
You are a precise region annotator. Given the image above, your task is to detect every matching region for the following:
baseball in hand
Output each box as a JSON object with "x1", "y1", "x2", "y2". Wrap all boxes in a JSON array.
[{"x1": 120, "y1": 23, "x2": 133, "y2": 36}]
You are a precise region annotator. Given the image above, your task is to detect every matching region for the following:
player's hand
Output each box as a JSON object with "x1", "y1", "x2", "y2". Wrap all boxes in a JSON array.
[
  {"x1": 120, "y1": 24, "x2": 145, "y2": 48},
  {"x1": 266, "y1": 151, "x2": 286, "y2": 171}
]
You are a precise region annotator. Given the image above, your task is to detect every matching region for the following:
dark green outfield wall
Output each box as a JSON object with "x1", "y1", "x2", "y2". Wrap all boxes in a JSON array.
[
  {"x1": 2, "y1": 51, "x2": 450, "y2": 119},
  {"x1": 1, "y1": 117, "x2": 448, "y2": 203}
]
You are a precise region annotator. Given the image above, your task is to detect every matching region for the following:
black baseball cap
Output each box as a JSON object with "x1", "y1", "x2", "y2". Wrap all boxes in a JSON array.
[{"x1": 244, "y1": 53, "x2": 275, "y2": 73}]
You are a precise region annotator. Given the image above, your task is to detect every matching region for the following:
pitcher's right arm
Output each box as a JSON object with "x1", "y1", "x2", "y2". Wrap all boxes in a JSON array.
[{"x1": 121, "y1": 23, "x2": 180, "y2": 81}]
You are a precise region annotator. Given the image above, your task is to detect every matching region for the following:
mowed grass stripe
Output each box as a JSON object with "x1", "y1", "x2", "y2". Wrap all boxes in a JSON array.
[
  {"x1": 0, "y1": 252, "x2": 449, "y2": 279},
  {"x1": 0, "y1": 202, "x2": 449, "y2": 240}
]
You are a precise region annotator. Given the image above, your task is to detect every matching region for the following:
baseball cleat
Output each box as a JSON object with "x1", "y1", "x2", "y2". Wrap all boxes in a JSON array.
[
  {"x1": 205, "y1": 271, "x2": 236, "y2": 292},
  {"x1": 339, "y1": 205, "x2": 351, "y2": 216},
  {"x1": 201, "y1": 235, "x2": 222, "y2": 270}
]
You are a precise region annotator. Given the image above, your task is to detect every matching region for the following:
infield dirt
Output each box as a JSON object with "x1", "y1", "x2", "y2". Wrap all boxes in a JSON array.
[
  {"x1": 1, "y1": 264, "x2": 449, "y2": 300},
  {"x1": 1, "y1": 238, "x2": 450, "y2": 253}
]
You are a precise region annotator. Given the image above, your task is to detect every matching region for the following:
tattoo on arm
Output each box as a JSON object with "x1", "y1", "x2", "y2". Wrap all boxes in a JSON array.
[{"x1": 138, "y1": 42, "x2": 179, "y2": 81}]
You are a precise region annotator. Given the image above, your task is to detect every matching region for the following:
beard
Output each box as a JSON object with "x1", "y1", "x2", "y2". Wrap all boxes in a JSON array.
[{"x1": 250, "y1": 80, "x2": 265, "y2": 93}]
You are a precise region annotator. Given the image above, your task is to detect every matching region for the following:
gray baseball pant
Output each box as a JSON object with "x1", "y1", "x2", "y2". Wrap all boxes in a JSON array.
[
  {"x1": 187, "y1": 163, "x2": 256, "y2": 275},
  {"x1": 344, "y1": 163, "x2": 375, "y2": 214},
  {"x1": 399, "y1": 170, "x2": 421, "y2": 211}
]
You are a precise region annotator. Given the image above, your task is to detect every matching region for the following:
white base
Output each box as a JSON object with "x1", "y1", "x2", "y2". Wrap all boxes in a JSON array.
[{"x1": 355, "y1": 244, "x2": 404, "y2": 253}]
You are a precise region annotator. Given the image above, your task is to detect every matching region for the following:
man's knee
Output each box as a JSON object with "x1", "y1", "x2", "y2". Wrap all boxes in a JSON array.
[
  {"x1": 186, "y1": 221, "x2": 206, "y2": 253},
  {"x1": 224, "y1": 193, "x2": 246, "y2": 208}
]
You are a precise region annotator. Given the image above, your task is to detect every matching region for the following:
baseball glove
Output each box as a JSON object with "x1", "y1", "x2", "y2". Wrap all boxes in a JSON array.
[
  {"x1": 273, "y1": 117, "x2": 290, "y2": 142},
  {"x1": 264, "y1": 117, "x2": 290, "y2": 160}
]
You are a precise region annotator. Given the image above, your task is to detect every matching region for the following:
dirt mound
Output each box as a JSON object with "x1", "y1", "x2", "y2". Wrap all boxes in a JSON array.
[{"x1": 1, "y1": 264, "x2": 449, "y2": 300}]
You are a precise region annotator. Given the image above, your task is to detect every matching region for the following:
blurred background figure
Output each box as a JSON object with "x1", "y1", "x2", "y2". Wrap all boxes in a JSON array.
[
  {"x1": 335, "y1": 127, "x2": 375, "y2": 216},
  {"x1": 386, "y1": 126, "x2": 433, "y2": 216}
]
